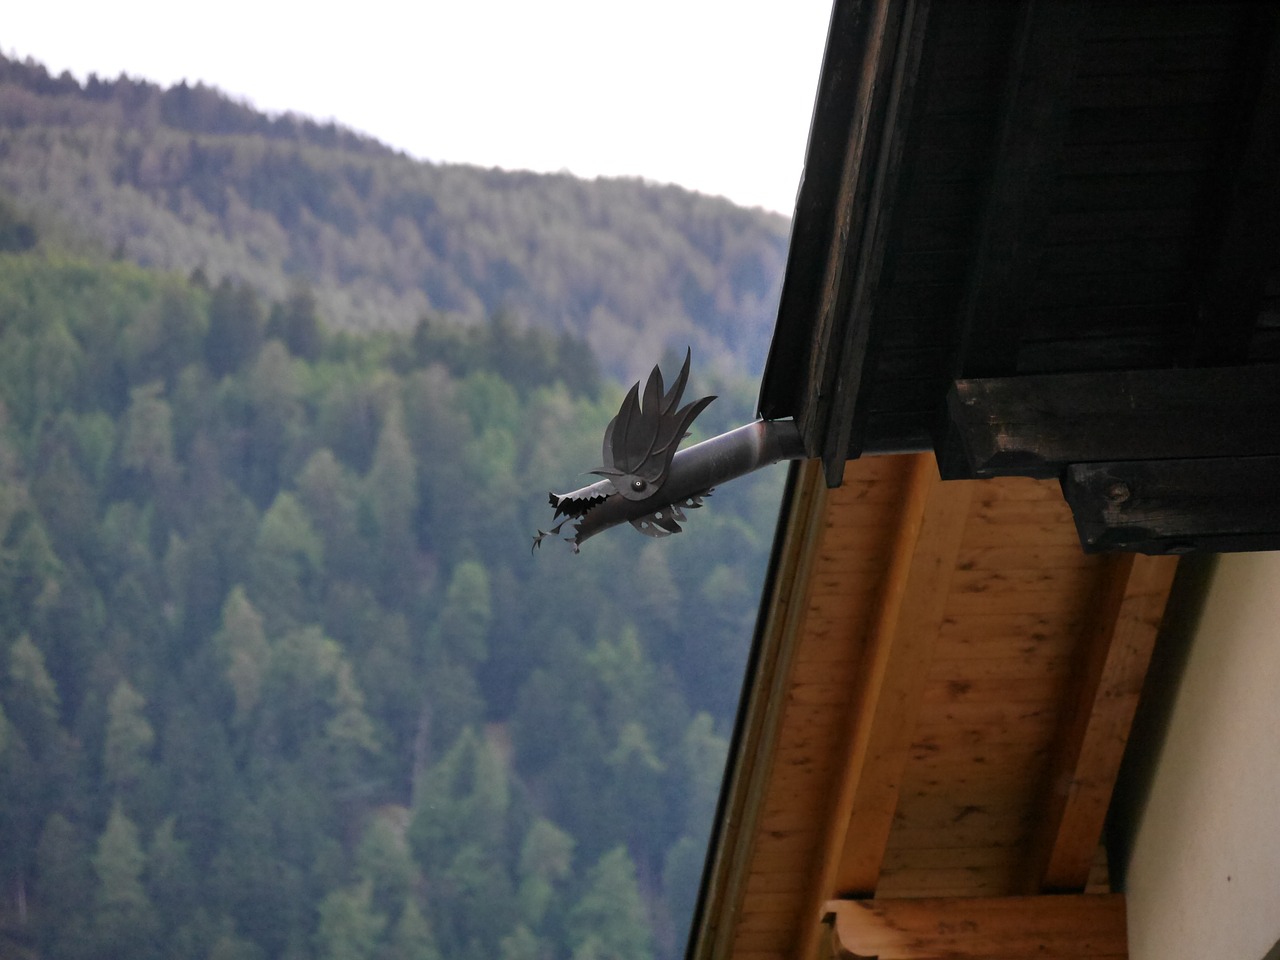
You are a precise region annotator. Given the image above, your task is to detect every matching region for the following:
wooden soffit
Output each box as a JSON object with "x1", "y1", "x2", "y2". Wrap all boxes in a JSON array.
[{"x1": 691, "y1": 454, "x2": 1178, "y2": 960}]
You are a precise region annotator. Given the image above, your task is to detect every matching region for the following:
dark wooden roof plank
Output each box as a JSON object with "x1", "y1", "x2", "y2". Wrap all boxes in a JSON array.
[
  {"x1": 948, "y1": 0, "x2": 1086, "y2": 386},
  {"x1": 1189, "y1": 7, "x2": 1280, "y2": 365}
]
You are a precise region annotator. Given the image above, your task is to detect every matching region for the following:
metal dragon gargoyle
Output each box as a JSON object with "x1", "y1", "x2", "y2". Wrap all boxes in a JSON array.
[{"x1": 534, "y1": 349, "x2": 806, "y2": 552}]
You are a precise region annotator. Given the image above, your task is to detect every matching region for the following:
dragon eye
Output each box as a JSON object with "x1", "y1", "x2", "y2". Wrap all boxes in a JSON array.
[{"x1": 631, "y1": 479, "x2": 647, "y2": 492}]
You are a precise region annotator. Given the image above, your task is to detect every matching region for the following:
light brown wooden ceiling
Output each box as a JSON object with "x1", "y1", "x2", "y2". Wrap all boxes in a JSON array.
[{"x1": 692, "y1": 454, "x2": 1177, "y2": 960}]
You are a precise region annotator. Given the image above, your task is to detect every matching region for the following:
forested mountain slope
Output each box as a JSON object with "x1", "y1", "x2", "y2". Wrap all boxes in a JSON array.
[
  {"x1": 0, "y1": 230, "x2": 785, "y2": 960},
  {"x1": 0, "y1": 54, "x2": 790, "y2": 381}
]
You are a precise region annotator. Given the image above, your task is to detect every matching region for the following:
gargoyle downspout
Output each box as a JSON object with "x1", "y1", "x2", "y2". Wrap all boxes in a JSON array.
[{"x1": 534, "y1": 351, "x2": 807, "y2": 551}]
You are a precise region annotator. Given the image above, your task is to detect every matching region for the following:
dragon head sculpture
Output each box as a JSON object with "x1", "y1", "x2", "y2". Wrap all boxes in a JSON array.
[{"x1": 534, "y1": 350, "x2": 805, "y2": 552}]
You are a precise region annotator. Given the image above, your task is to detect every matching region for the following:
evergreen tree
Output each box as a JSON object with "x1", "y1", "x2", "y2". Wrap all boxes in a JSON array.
[
  {"x1": 147, "y1": 815, "x2": 197, "y2": 930},
  {"x1": 103, "y1": 678, "x2": 155, "y2": 791},
  {"x1": 270, "y1": 285, "x2": 323, "y2": 362},
  {"x1": 205, "y1": 279, "x2": 265, "y2": 378},
  {"x1": 248, "y1": 491, "x2": 324, "y2": 632},
  {"x1": 35, "y1": 812, "x2": 94, "y2": 945},
  {"x1": 119, "y1": 381, "x2": 178, "y2": 490},
  {"x1": 6, "y1": 634, "x2": 61, "y2": 742},
  {"x1": 355, "y1": 815, "x2": 419, "y2": 915},
  {"x1": 214, "y1": 585, "x2": 271, "y2": 724},
  {"x1": 567, "y1": 847, "x2": 652, "y2": 960},
  {"x1": 434, "y1": 561, "x2": 492, "y2": 666},
  {"x1": 364, "y1": 398, "x2": 417, "y2": 598},
  {"x1": 380, "y1": 897, "x2": 440, "y2": 960},
  {"x1": 315, "y1": 880, "x2": 387, "y2": 960},
  {"x1": 92, "y1": 802, "x2": 160, "y2": 960},
  {"x1": 516, "y1": 818, "x2": 574, "y2": 929}
]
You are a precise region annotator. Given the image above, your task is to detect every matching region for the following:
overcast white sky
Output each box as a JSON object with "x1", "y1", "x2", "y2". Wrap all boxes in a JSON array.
[{"x1": 5, "y1": 1, "x2": 832, "y2": 214}]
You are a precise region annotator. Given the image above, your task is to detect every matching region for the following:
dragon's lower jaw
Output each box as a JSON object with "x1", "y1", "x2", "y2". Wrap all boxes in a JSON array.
[{"x1": 536, "y1": 419, "x2": 805, "y2": 551}]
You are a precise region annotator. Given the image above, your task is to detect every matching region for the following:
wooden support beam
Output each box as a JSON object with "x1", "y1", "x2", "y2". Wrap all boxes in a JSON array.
[
  {"x1": 823, "y1": 894, "x2": 1128, "y2": 959},
  {"x1": 1064, "y1": 456, "x2": 1280, "y2": 554},
  {"x1": 1023, "y1": 553, "x2": 1179, "y2": 892},
  {"x1": 942, "y1": 366, "x2": 1280, "y2": 480},
  {"x1": 795, "y1": 455, "x2": 972, "y2": 960}
]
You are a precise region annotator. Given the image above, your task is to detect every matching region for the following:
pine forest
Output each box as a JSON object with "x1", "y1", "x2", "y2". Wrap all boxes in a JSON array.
[{"x1": 0, "y1": 55, "x2": 790, "y2": 960}]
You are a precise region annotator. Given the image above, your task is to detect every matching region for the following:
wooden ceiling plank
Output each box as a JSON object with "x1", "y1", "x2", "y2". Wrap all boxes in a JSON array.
[
  {"x1": 691, "y1": 461, "x2": 830, "y2": 960},
  {"x1": 793, "y1": 456, "x2": 972, "y2": 960},
  {"x1": 875, "y1": 864, "x2": 1018, "y2": 897},
  {"x1": 1023, "y1": 552, "x2": 1179, "y2": 892},
  {"x1": 823, "y1": 894, "x2": 1127, "y2": 959},
  {"x1": 834, "y1": 460, "x2": 973, "y2": 894},
  {"x1": 881, "y1": 843, "x2": 1017, "y2": 870}
]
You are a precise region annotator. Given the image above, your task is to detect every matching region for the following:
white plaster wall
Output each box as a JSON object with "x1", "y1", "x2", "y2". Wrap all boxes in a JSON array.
[{"x1": 1127, "y1": 551, "x2": 1280, "y2": 960}]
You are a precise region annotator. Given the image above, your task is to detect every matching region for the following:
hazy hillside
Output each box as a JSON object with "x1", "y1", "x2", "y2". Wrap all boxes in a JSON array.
[
  {"x1": 0, "y1": 229, "x2": 784, "y2": 960},
  {"x1": 0, "y1": 52, "x2": 793, "y2": 960},
  {"x1": 0, "y1": 54, "x2": 790, "y2": 381}
]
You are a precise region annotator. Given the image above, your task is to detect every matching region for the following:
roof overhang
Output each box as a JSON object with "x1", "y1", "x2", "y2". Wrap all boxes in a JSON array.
[{"x1": 690, "y1": 1, "x2": 1280, "y2": 957}]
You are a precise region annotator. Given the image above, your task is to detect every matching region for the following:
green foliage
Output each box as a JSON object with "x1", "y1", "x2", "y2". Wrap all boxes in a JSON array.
[
  {"x1": 92, "y1": 802, "x2": 160, "y2": 959},
  {"x1": 516, "y1": 818, "x2": 575, "y2": 929},
  {"x1": 567, "y1": 847, "x2": 652, "y2": 960},
  {"x1": 215, "y1": 586, "x2": 270, "y2": 724},
  {"x1": 354, "y1": 814, "x2": 419, "y2": 915},
  {"x1": 315, "y1": 880, "x2": 387, "y2": 960},
  {"x1": 7, "y1": 634, "x2": 60, "y2": 727},
  {"x1": 0, "y1": 193, "x2": 785, "y2": 960},
  {"x1": 103, "y1": 678, "x2": 155, "y2": 790},
  {"x1": 381, "y1": 897, "x2": 440, "y2": 960},
  {"x1": 0, "y1": 192, "x2": 38, "y2": 252}
]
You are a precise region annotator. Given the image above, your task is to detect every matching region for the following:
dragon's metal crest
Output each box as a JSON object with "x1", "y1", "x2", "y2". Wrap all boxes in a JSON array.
[{"x1": 534, "y1": 350, "x2": 805, "y2": 552}]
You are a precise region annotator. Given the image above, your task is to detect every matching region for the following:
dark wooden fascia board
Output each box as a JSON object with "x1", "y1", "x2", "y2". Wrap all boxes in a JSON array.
[
  {"x1": 940, "y1": 365, "x2": 1280, "y2": 480},
  {"x1": 758, "y1": 0, "x2": 893, "y2": 431},
  {"x1": 822, "y1": 0, "x2": 933, "y2": 483},
  {"x1": 757, "y1": 0, "x2": 929, "y2": 484}
]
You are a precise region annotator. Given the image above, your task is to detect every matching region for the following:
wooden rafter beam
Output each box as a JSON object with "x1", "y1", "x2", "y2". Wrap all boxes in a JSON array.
[
  {"x1": 1023, "y1": 552, "x2": 1179, "y2": 892},
  {"x1": 822, "y1": 894, "x2": 1128, "y2": 959},
  {"x1": 795, "y1": 455, "x2": 972, "y2": 960},
  {"x1": 1064, "y1": 456, "x2": 1280, "y2": 554}
]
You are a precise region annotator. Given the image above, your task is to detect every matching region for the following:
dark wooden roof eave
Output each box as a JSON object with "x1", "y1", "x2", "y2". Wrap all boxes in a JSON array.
[
  {"x1": 758, "y1": 0, "x2": 1280, "y2": 554},
  {"x1": 758, "y1": 0, "x2": 934, "y2": 478}
]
